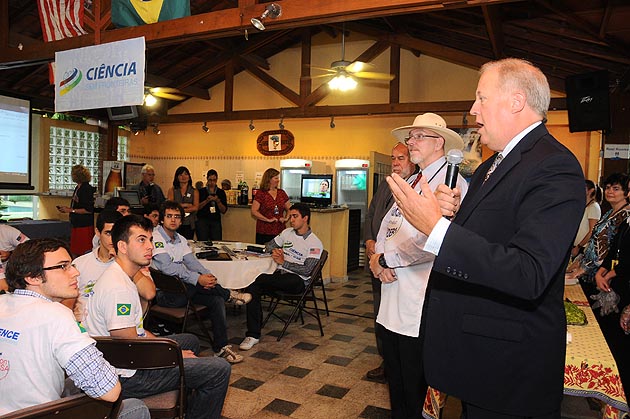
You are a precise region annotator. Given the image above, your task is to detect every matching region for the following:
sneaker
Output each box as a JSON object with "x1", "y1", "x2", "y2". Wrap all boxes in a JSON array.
[
  {"x1": 216, "y1": 345, "x2": 244, "y2": 364},
  {"x1": 239, "y1": 336, "x2": 260, "y2": 351},
  {"x1": 228, "y1": 290, "x2": 252, "y2": 306}
]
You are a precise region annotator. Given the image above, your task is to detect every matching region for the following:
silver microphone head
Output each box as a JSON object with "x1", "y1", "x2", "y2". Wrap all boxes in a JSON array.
[{"x1": 446, "y1": 149, "x2": 464, "y2": 165}]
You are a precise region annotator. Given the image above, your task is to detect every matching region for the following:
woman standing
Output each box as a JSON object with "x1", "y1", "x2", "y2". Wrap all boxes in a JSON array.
[
  {"x1": 251, "y1": 168, "x2": 291, "y2": 244},
  {"x1": 57, "y1": 164, "x2": 95, "y2": 256},
  {"x1": 167, "y1": 166, "x2": 199, "y2": 239},
  {"x1": 571, "y1": 179, "x2": 602, "y2": 258},
  {"x1": 197, "y1": 169, "x2": 228, "y2": 241},
  {"x1": 567, "y1": 173, "x2": 630, "y2": 284}
]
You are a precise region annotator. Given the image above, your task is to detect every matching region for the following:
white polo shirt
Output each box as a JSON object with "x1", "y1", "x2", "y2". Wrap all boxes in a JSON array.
[
  {"x1": 0, "y1": 225, "x2": 29, "y2": 280},
  {"x1": 73, "y1": 248, "x2": 114, "y2": 322},
  {"x1": 0, "y1": 292, "x2": 94, "y2": 414}
]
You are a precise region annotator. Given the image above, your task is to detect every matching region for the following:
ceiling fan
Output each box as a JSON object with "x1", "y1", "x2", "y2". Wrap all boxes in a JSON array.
[
  {"x1": 144, "y1": 86, "x2": 188, "y2": 103},
  {"x1": 310, "y1": 25, "x2": 395, "y2": 91}
]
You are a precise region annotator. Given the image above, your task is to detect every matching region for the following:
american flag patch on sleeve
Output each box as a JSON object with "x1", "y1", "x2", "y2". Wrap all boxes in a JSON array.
[{"x1": 309, "y1": 247, "x2": 321, "y2": 256}]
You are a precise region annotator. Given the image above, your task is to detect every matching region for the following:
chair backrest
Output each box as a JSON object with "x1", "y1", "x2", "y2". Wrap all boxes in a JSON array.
[
  {"x1": 309, "y1": 249, "x2": 328, "y2": 285},
  {"x1": 94, "y1": 336, "x2": 184, "y2": 370},
  {"x1": 94, "y1": 337, "x2": 185, "y2": 419},
  {"x1": 1, "y1": 394, "x2": 120, "y2": 419},
  {"x1": 149, "y1": 267, "x2": 188, "y2": 295}
]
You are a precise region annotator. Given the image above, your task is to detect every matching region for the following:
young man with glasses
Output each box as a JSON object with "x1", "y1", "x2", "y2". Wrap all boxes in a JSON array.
[
  {"x1": 0, "y1": 238, "x2": 149, "y2": 418},
  {"x1": 83, "y1": 215, "x2": 231, "y2": 419},
  {"x1": 152, "y1": 200, "x2": 249, "y2": 364}
]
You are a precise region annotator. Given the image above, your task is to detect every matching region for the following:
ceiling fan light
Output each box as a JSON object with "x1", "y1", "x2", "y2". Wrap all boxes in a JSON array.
[
  {"x1": 202, "y1": 122, "x2": 209, "y2": 133},
  {"x1": 144, "y1": 93, "x2": 157, "y2": 107},
  {"x1": 329, "y1": 74, "x2": 357, "y2": 91}
]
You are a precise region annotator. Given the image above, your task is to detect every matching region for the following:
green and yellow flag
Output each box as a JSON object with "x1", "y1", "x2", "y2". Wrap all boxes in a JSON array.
[{"x1": 112, "y1": 0, "x2": 190, "y2": 28}]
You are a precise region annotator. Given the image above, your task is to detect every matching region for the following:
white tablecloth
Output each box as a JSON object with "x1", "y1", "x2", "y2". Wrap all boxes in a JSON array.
[{"x1": 195, "y1": 242, "x2": 277, "y2": 289}]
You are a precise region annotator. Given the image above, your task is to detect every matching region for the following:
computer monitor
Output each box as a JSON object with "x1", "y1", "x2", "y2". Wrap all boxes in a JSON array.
[
  {"x1": 118, "y1": 190, "x2": 142, "y2": 208},
  {"x1": 300, "y1": 174, "x2": 332, "y2": 207}
]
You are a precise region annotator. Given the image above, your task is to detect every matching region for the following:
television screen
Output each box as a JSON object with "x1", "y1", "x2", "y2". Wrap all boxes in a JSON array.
[
  {"x1": 300, "y1": 174, "x2": 332, "y2": 207},
  {"x1": 0, "y1": 94, "x2": 33, "y2": 190}
]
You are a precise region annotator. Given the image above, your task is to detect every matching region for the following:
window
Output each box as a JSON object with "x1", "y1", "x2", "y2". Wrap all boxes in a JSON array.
[
  {"x1": 48, "y1": 127, "x2": 101, "y2": 190},
  {"x1": 0, "y1": 195, "x2": 34, "y2": 220}
]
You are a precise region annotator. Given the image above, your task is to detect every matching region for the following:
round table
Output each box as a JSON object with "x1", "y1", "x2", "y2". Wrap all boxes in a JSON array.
[{"x1": 195, "y1": 242, "x2": 277, "y2": 289}]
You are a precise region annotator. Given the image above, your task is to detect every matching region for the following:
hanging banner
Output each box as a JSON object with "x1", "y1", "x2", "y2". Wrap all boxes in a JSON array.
[{"x1": 55, "y1": 37, "x2": 145, "y2": 112}]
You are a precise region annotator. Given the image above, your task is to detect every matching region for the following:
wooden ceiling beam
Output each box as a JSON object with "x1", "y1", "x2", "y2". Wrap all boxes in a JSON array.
[
  {"x1": 1, "y1": 1, "x2": 8, "y2": 48},
  {"x1": 161, "y1": 97, "x2": 567, "y2": 123},
  {"x1": 0, "y1": 0, "x2": 518, "y2": 66},
  {"x1": 535, "y1": 0, "x2": 630, "y2": 57},
  {"x1": 237, "y1": 55, "x2": 302, "y2": 106},
  {"x1": 481, "y1": 5, "x2": 505, "y2": 58},
  {"x1": 599, "y1": 0, "x2": 614, "y2": 40},
  {"x1": 299, "y1": 28, "x2": 312, "y2": 99},
  {"x1": 173, "y1": 30, "x2": 293, "y2": 89}
]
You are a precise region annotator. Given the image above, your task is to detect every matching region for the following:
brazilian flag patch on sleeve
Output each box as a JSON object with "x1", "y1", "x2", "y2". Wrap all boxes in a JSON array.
[
  {"x1": 155, "y1": 242, "x2": 164, "y2": 248},
  {"x1": 117, "y1": 304, "x2": 132, "y2": 316}
]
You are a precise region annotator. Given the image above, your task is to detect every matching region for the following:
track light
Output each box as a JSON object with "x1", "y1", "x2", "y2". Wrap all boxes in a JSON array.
[
  {"x1": 202, "y1": 122, "x2": 209, "y2": 133},
  {"x1": 251, "y1": 3, "x2": 282, "y2": 31},
  {"x1": 330, "y1": 116, "x2": 335, "y2": 129},
  {"x1": 249, "y1": 119, "x2": 255, "y2": 131},
  {"x1": 279, "y1": 117, "x2": 285, "y2": 130},
  {"x1": 152, "y1": 124, "x2": 161, "y2": 135},
  {"x1": 133, "y1": 130, "x2": 140, "y2": 136},
  {"x1": 144, "y1": 93, "x2": 157, "y2": 107}
]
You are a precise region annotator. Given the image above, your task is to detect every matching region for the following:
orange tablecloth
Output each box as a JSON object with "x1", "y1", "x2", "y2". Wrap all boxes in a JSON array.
[{"x1": 422, "y1": 284, "x2": 629, "y2": 419}]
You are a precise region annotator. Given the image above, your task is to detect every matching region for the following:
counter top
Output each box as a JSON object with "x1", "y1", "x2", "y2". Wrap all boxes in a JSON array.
[{"x1": 226, "y1": 204, "x2": 347, "y2": 213}]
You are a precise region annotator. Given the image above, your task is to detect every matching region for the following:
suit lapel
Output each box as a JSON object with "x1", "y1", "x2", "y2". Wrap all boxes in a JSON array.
[{"x1": 454, "y1": 124, "x2": 549, "y2": 225}]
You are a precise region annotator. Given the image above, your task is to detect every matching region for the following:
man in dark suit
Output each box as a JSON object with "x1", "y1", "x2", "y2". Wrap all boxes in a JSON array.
[{"x1": 387, "y1": 58, "x2": 584, "y2": 418}]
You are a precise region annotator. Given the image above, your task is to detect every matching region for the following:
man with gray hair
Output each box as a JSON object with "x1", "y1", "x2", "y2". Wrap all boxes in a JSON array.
[
  {"x1": 388, "y1": 58, "x2": 584, "y2": 418},
  {"x1": 138, "y1": 164, "x2": 165, "y2": 205}
]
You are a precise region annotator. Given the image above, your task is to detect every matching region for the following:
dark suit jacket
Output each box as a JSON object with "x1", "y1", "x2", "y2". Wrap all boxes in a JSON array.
[{"x1": 423, "y1": 124, "x2": 584, "y2": 415}]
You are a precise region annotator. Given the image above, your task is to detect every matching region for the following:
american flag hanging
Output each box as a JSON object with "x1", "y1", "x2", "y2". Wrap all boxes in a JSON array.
[
  {"x1": 37, "y1": 0, "x2": 88, "y2": 42},
  {"x1": 37, "y1": 0, "x2": 88, "y2": 84}
]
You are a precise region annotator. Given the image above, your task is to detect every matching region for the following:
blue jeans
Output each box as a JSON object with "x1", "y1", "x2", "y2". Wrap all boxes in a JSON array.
[
  {"x1": 118, "y1": 398, "x2": 150, "y2": 419},
  {"x1": 156, "y1": 283, "x2": 230, "y2": 352},
  {"x1": 120, "y1": 334, "x2": 231, "y2": 419}
]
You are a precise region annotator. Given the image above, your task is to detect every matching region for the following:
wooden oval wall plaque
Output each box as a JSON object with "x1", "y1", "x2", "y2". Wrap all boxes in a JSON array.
[{"x1": 256, "y1": 129, "x2": 294, "y2": 156}]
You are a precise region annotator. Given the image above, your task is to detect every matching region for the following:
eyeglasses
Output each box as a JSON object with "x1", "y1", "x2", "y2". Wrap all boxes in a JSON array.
[
  {"x1": 165, "y1": 214, "x2": 182, "y2": 219},
  {"x1": 404, "y1": 133, "x2": 440, "y2": 145},
  {"x1": 42, "y1": 262, "x2": 76, "y2": 272}
]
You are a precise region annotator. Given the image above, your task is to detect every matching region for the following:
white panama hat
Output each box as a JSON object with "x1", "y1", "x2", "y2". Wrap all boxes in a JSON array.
[{"x1": 391, "y1": 113, "x2": 464, "y2": 152}]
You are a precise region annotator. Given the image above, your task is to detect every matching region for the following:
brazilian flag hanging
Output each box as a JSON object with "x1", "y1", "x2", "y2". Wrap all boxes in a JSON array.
[{"x1": 112, "y1": 0, "x2": 191, "y2": 28}]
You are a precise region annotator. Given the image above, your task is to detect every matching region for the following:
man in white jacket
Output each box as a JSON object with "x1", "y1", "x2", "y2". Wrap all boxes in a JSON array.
[{"x1": 369, "y1": 113, "x2": 468, "y2": 418}]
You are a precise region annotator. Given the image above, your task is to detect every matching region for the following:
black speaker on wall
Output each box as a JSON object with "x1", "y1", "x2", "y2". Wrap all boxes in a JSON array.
[{"x1": 565, "y1": 70, "x2": 611, "y2": 133}]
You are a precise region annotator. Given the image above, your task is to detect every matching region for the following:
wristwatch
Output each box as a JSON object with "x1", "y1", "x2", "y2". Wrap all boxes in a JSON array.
[{"x1": 378, "y1": 254, "x2": 389, "y2": 269}]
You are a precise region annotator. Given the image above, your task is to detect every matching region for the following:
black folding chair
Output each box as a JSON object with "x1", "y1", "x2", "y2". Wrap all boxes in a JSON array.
[
  {"x1": 311, "y1": 250, "x2": 330, "y2": 315},
  {"x1": 95, "y1": 337, "x2": 185, "y2": 419},
  {"x1": 148, "y1": 267, "x2": 214, "y2": 345},
  {"x1": 1, "y1": 393, "x2": 120, "y2": 419},
  {"x1": 262, "y1": 250, "x2": 328, "y2": 341}
]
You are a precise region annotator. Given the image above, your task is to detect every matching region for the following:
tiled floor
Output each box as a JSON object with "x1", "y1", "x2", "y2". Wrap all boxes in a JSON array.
[
  {"x1": 176, "y1": 268, "x2": 599, "y2": 419},
  {"x1": 217, "y1": 269, "x2": 395, "y2": 419}
]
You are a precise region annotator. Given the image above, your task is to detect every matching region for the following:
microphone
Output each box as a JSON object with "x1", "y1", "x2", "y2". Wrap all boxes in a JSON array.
[{"x1": 444, "y1": 149, "x2": 464, "y2": 189}]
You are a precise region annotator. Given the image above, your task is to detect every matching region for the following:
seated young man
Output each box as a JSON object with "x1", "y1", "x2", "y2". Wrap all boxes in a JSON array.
[
  {"x1": 92, "y1": 197, "x2": 132, "y2": 249},
  {"x1": 83, "y1": 215, "x2": 231, "y2": 419},
  {"x1": 239, "y1": 203, "x2": 324, "y2": 350},
  {"x1": 64, "y1": 210, "x2": 155, "y2": 322},
  {"x1": 152, "y1": 200, "x2": 250, "y2": 364},
  {"x1": 0, "y1": 223, "x2": 29, "y2": 291},
  {"x1": 143, "y1": 203, "x2": 160, "y2": 228},
  {"x1": 0, "y1": 238, "x2": 148, "y2": 418}
]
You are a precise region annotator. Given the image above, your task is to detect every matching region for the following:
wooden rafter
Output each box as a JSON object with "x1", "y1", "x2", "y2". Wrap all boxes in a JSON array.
[
  {"x1": 237, "y1": 55, "x2": 301, "y2": 106},
  {"x1": 481, "y1": 5, "x2": 505, "y2": 58}
]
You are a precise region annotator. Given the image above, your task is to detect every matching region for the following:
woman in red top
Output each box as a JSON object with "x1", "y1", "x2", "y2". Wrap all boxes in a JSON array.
[{"x1": 251, "y1": 168, "x2": 291, "y2": 244}]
